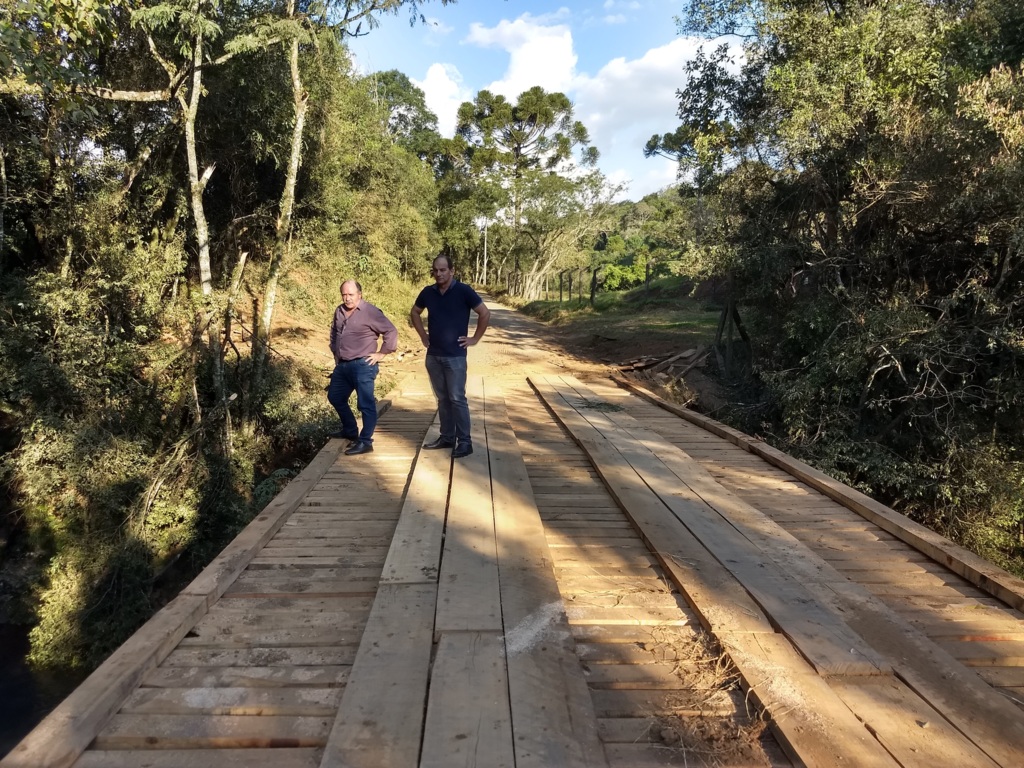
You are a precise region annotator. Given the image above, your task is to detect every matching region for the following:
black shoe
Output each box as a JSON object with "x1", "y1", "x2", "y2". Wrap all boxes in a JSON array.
[
  {"x1": 345, "y1": 441, "x2": 374, "y2": 455},
  {"x1": 423, "y1": 437, "x2": 456, "y2": 450},
  {"x1": 329, "y1": 430, "x2": 359, "y2": 441},
  {"x1": 451, "y1": 443, "x2": 473, "y2": 459}
]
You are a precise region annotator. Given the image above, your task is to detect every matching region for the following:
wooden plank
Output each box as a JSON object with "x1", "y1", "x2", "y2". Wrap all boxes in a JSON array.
[
  {"x1": 717, "y1": 632, "x2": 898, "y2": 768},
  {"x1": 162, "y1": 646, "x2": 357, "y2": 667},
  {"x1": 543, "y1": 375, "x2": 889, "y2": 677},
  {"x1": 119, "y1": 686, "x2": 341, "y2": 715},
  {"x1": 92, "y1": 714, "x2": 331, "y2": 749},
  {"x1": 819, "y1": 576, "x2": 1024, "y2": 766},
  {"x1": 831, "y1": 677, "x2": 1001, "y2": 768},
  {"x1": 486, "y1": 389, "x2": 608, "y2": 768},
  {"x1": 420, "y1": 632, "x2": 514, "y2": 768},
  {"x1": 563, "y1": 605, "x2": 690, "y2": 626},
  {"x1": 434, "y1": 388, "x2": 501, "y2": 633},
  {"x1": 180, "y1": 625, "x2": 364, "y2": 648},
  {"x1": 380, "y1": 416, "x2": 450, "y2": 585},
  {"x1": 589, "y1": 689, "x2": 740, "y2": 718},
  {"x1": 142, "y1": 665, "x2": 349, "y2": 688},
  {"x1": 613, "y1": 374, "x2": 1024, "y2": 612},
  {"x1": 603, "y1": 376, "x2": 1024, "y2": 765},
  {"x1": 584, "y1": 663, "x2": 692, "y2": 689},
  {"x1": 533, "y1": 383, "x2": 771, "y2": 639},
  {"x1": 75, "y1": 749, "x2": 322, "y2": 768},
  {"x1": 575, "y1": 642, "x2": 693, "y2": 665},
  {"x1": 319, "y1": 583, "x2": 436, "y2": 768}
]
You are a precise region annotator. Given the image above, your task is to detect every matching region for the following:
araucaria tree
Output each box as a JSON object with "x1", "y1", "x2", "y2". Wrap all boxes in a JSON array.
[{"x1": 455, "y1": 86, "x2": 612, "y2": 297}]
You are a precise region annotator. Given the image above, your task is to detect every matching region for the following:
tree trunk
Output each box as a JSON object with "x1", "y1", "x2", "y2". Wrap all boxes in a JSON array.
[
  {"x1": 252, "y1": 25, "x2": 308, "y2": 401},
  {"x1": 0, "y1": 144, "x2": 6, "y2": 274},
  {"x1": 179, "y1": 23, "x2": 225, "y2": 410}
]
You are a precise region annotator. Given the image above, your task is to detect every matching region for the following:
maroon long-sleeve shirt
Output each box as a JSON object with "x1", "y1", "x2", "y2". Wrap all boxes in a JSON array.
[{"x1": 330, "y1": 301, "x2": 398, "y2": 362}]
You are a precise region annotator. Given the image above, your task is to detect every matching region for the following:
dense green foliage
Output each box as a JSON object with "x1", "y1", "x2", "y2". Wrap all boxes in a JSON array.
[
  {"x1": 649, "y1": 0, "x2": 1024, "y2": 572},
  {"x1": 3, "y1": 0, "x2": 1023, "y2": 678},
  {"x1": 0, "y1": 0, "x2": 451, "y2": 668}
]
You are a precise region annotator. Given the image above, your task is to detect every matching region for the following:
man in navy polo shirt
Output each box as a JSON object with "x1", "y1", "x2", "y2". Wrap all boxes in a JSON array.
[
  {"x1": 410, "y1": 253, "x2": 491, "y2": 458},
  {"x1": 328, "y1": 280, "x2": 398, "y2": 456}
]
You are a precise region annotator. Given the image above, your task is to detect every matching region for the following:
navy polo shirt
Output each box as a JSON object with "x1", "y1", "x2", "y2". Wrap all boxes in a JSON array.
[{"x1": 415, "y1": 280, "x2": 483, "y2": 357}]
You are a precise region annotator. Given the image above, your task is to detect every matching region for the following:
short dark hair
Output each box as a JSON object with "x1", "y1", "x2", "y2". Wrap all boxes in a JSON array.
[
  {"x1": 432, "y1": 254, "x2": 453, "y2": 271},
  {"x1": 340, "y1": 279, "x2": 363, "y2": 293}
]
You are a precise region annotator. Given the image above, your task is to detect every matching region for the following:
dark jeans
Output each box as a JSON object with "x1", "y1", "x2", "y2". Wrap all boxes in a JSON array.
[
  {"x1": 327, "y1": 359, "x2": 379, "y2": 442},
  {"x1": 425, "y1": 354, "x2": 470, "y2": 444}
]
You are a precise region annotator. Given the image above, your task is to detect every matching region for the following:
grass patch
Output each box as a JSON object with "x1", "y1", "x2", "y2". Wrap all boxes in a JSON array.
[{"x1": 517, "y1": 276, "x2": 721, "y2": 355}]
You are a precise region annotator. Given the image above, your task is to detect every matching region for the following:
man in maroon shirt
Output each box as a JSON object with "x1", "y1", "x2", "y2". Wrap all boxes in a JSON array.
[{"x1": 328, "y1": 280, "x2": 398, "y2": 455}]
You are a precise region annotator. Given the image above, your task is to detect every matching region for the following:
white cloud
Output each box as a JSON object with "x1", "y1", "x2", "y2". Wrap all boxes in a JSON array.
[
  {"x1": 414, "y1": 63, "x2": 472, "y2": 136},
  {"x1": 465, "y1": 14, "x2": 577, "y2": 99},
  {"x1": 422, "y1": 16, "x2": 454, "y2": 46},
  {"x1": 569, "y1": 36, "x2": 707, "y2": 198},
  {"x1": 411, "y1": 12, "x2": 721, "y2": 200},
  {"x1": 603, "y1": 14, "x2": 627, "y2": 24}
]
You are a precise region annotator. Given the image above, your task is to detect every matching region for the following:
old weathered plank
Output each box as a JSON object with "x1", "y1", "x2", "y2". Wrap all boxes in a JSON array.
[
  {"x1": 141, "y1": 665, "x2": 349, "y2": 688},
  {"x1": 74, "y1": 748, "x2": 322, "y2": 768},
  {"x1": 92, "y1": 714, "x2": 330, "y2": 750},
  {"x1": 614, "y1": 374, "x2": 1024, "y2": 613}
]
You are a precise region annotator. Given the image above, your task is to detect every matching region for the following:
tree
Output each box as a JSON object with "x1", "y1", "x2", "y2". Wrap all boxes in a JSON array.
[
  {"x1": 663, "y1": 0, "x2": 1024, "y2": 569},
  {"x1": 455, "y1": 86, "x2": 606, "y2": 295},
  {"x1": 369, "y1": 69, "x2": 442, "y2": 159}
]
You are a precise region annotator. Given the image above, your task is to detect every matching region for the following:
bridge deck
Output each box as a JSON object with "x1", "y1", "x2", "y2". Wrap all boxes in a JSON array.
[{"x1": 6, "y1": 358, "x2": 1024, "y2": 767}]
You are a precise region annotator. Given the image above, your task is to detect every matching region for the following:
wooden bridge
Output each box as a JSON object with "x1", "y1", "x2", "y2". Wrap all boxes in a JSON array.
[{"x1": 5, "y1": 305, "x2": 1024, "y2": 768}]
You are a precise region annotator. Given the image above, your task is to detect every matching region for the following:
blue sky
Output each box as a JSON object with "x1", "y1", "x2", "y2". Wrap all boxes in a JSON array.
[{"x1": 348, "y1": 1, "x2": 712, "y2": 202}]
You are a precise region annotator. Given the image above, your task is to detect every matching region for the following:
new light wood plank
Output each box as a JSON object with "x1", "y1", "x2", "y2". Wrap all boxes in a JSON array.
[
  {"x1": 434, "y1": 388, "x2": 501, "y2": 633},
  {"x1": 613, "y1": 379, "x2": 1024, "y2": 765},
  {"x1": 486, "y1": 389, "x2": 608, "y2": 768},
  {"x1": 420, "y1": 632, "x2": 514, "y2": 768},
  {"x1": 717, "y1": 632, "x2": 897, "y2": 768},
  {"x1": 380, "y1": 416, "x2": 450, "y2": 585},
  {"x1": 614, "y1": 375, "x2": 1024, "y2": 612},
  {"x1": 319, "y1": 583, "x2": 436, "y2": 768},
  {"x1": 831, "y1": 677, "x2": 1000, "y2": 768}
]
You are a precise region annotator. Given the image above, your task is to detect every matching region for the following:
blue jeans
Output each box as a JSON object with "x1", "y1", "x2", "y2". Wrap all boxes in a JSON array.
[
  {"x1": 327, "y1": 359, "x2": 379, "y2": 442},
  {"x1": 425, "y1": 354, "x2": 470, "y2": 444}
]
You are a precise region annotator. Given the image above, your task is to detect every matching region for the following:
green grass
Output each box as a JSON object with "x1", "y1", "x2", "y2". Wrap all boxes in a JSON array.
[{"x1": 516, "y1": 276, "x2": 721, "y2": 349}]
